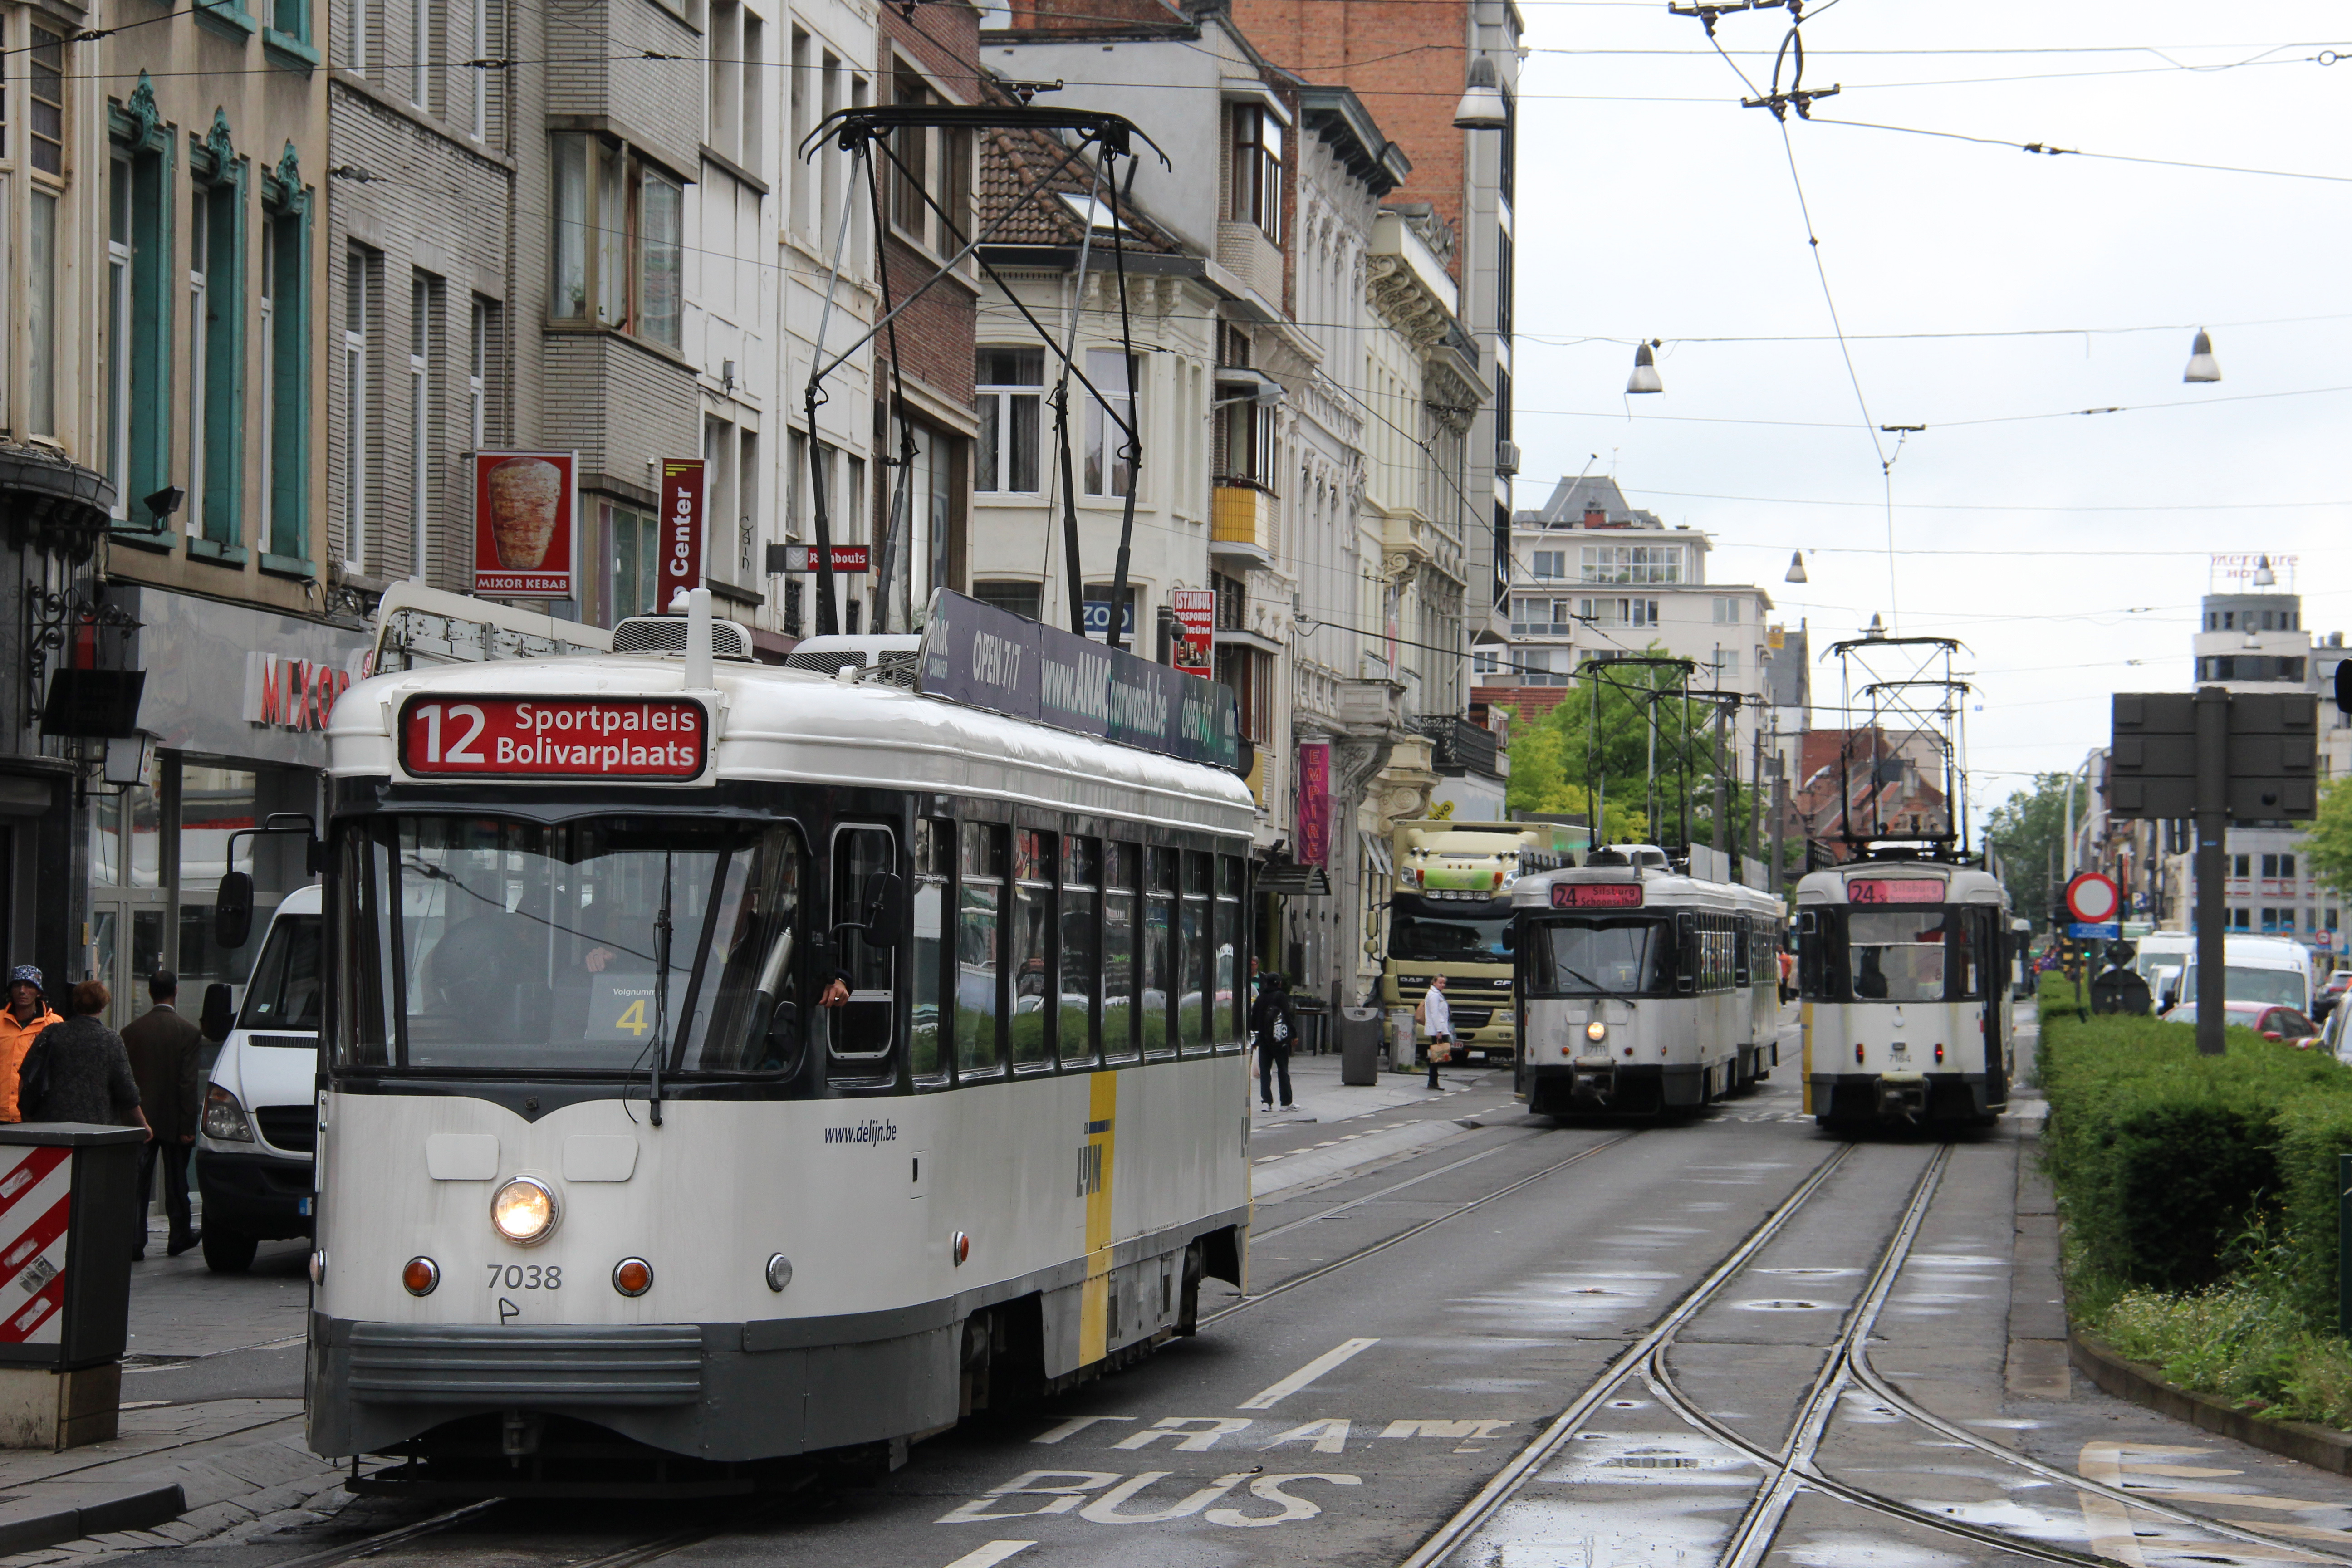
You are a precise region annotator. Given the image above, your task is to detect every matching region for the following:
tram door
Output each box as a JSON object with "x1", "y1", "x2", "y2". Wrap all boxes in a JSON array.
[
  {"x1": 826, "y1": 826, "x2": 899, "y2": 1060},
  {"x1": 1966, "y1": 907, "x2": 2005, "y2": 1094}
]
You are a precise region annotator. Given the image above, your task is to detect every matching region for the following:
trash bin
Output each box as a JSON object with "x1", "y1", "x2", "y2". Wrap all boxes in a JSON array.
[
  {"x1": 1389, "y1": 1009, "x2": 1417, "y2": 1073},
  {"x1": 1338, "y1": 1008, "x2": 1382, "y2": 1085},
  {"x1": 0, "y1": 1124, "x2": 146, "y2": 1450}
]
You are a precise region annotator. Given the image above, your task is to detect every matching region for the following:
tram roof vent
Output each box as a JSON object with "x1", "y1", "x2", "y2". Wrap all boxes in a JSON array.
[
  {"x1": 612, "y1": 614, "x2": 755, "y2": 662},
  {"x1": 784, "y1": 635, "x2": 921, "y2": 689}
]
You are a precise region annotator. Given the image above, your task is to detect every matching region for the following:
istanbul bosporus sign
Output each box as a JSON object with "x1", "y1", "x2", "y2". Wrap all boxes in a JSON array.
[{"x1": 916, "y1": 590, "x2": 1244, "y2": 774}]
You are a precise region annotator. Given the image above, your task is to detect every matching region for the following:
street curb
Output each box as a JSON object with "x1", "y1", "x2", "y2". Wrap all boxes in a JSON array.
[
  {"x1": 2067, "y1": 1328, "x2": 2352, "y2": 1475},
  {"x1": 0, "y1": 1481, "x2": 188, "y2": 1553}
]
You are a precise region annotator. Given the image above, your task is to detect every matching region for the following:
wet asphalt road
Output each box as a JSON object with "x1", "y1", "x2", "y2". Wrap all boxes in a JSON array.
[{"x1": 127, "y1": 1014, "x2": 2352, "y2": 1568}]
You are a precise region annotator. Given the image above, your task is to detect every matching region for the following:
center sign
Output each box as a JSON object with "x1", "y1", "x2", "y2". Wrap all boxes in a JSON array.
[{"x1": 399, "y1": 697, "x2": 707, "y2": 779}]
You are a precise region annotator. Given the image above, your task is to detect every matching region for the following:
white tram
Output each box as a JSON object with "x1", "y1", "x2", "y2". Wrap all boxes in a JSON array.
[
  {"x1": 1794, "y1": 861, "x2": 2014, "y2": 1127},
  {"x1": 1512, "y1": 849, "x2": 1784, "y2": 1116},
  {"x1": 299, "y1": 592, "x2": 1256, "y2": 1489}
]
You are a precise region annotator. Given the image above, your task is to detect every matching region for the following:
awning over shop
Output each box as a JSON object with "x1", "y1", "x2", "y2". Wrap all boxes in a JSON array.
[{"x1": 1258, "y1": 860, "x2": 1331, "y2": 896}]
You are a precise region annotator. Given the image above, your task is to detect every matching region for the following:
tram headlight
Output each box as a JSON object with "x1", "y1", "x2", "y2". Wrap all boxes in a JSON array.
[
  {"x1": 490, "y1": 1176, "x2": 559, "y2": 1245},
  {"x1": 1584, "y1": 1020, "x2": 1608, "y2": 1044},
  {"x1": 402, "y1": 1257, "x2": 440, "y2": 1296}
]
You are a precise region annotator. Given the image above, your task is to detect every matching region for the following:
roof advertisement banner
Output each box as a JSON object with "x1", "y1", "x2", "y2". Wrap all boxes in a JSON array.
[{"x1": 918, "y1": 590, "x2": 1241, "y2": 773}]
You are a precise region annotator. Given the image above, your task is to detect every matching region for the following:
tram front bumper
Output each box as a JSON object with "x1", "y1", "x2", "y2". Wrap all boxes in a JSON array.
[{"x1": 1809, "y1": 1071, "x2": 1991, "y2": 1122}]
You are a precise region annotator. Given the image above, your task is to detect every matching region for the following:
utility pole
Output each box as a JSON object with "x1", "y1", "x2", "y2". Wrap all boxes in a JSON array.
[
  {"x1": 1749, "y1": 720, "x2": 1765, "y2": 886},
  {"x1": 1712, "y1": 698, "x2": 1730, "y2": 860},
  {"x1": 1770, "y1": 764, "x2": 1788, "y2": 897},
  {"x1": 2194, "y1": 686, "x2": 2229, "y2": 1058}
]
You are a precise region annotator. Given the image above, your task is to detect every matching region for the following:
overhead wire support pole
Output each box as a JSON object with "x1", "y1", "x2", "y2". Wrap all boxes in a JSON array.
[
  {"x1": 865, "y1": 144, "x2": 918, "y2": 635},
  {"x1": 799, "y1": 127, "x2": 867, "y2": 639},
  {"x1": 1049, "y1": 149, "x2": 1111, "y2": 639},
  {"x1": 1104, "y1": 153, "x2": 1144, "y2": 655}
]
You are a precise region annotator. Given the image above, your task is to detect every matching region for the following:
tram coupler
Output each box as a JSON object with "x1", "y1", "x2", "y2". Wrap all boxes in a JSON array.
[
  {"x1": 1571, "y1": 1061, "x2": 1615, "y2": 1107},
  {"x1": 502, "y1": 1411, "x2": 544, "y2": 1460},
  {"x1": 1875, "y1": 1073, "x2": 1927, "y2": 1122}
]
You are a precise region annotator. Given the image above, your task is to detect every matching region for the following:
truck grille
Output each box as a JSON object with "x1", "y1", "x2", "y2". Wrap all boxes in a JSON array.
[
  {"x1": 1450, "y1": 1007, "x2": 1494, "y2": 1030},
  {"x1": 254, "y1": 1106, "x2": 316, "y2": 1153},
  {"x1": 348, "y1": 1323, "x2": 705, "y2": 1406}
]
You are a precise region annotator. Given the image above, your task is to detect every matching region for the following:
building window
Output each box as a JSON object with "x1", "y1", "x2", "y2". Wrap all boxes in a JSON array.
[
  {"x1": 1215, "y1": 644, "x2": 1274, "y2": 745},
  {"x1": 550, "y1": 134, "x2": 683, "y2": 349},
  {"x1": 107, "y1": 162, "x2": 134, "y2": 507},
  {"x1": 1230, "y1": 103, "x2": 1282, "y2": 242},
  {"x1": 409, "y1": 271, "x2": 439, "y2": 578},
  {"x1": 27, "y1": 191, "x2": 59, "y2": 437},
  {"x1": 608, "y1": 505, "x2": 658, "y2": 621},
  {"x1": 1212, "y1": 570, "x2": 1245, "y2": 631},
  {"x1": 468, "y1": 296, "x2": 490, "y2": 451},
  {"x1": 1216, "y1": 396, "x2": 1277, "y2": 489},
  {"x1": 1715, "y1": 648, "x2": 1740, "y2": 679},
  {"x1": 898, "y1": 426, "x2": 954, "y2": 614},
  {"x1": 1519, "y1": 648, "x2": 1566, "y2": 686},
  {"x1": 1580, "y1": 544, "x2": 1682, "y2": 583},
  {"x1": 409, "y1": 0, "x2": 429, "y2": 106},
  {"x1": 707, "y1": 0, "x2": 761, "y2": 168},
  {"x1": 973, "y1": 580, "x2": 1042, "y2": 622},
  {"x1": 189, "y1": 128, "x2": 246, "y2": 557},
  {"x1": 887, "y1": 67, "x2": 969, "y2": 258},
  {"x1": 1713, "y1": 596, "x2": 1742, "y2": 623},
  {"x1": 463, "y1": 0, "x2": 484, "y2": 132},
  {"x1": 2231, "y1": 853, "x2": 2250, "y2": 878},
  {"x1": 109, "y1": 91, "x2": 176, "y2": 532},
  {"x1": 1510, "y1": 597, "x2": 1573, "y2": 637},
  {"x1": 1473, "y1": 648, "x2": 1500, "y2": 677},
  {"x1": 1578, "y1": 597, "x2": 1658, "y2": 628},
  {"x1": 343, "y1": 244, "x2": 381, "y2": 572},
  {"x1": 788, "y1": 28, "x2": 811, "y2": 236},
  {"x1": 350, "y1": 0, "x2": 368, "y2": 72},
  {"x1": 1531, "y1": 549, "x2": 1565, "y2": 581},
  {"x1": 260, "y1": 152, "x2": 311, "y2": 566},
  {"x1": 975, "y1": 348, "x2": 1042, "y2": 493},
  {"x1": 1084, "y1": 349, "x2": 1137, "y2": 499},
  {"x1": 29, "y1": 27, "x2": 64, "y2": 173}
]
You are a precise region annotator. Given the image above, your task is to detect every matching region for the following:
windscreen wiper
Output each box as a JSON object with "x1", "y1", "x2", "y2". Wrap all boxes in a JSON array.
[{"x1": 649, "y1": 854, "x2": 674, "y2": 1128}]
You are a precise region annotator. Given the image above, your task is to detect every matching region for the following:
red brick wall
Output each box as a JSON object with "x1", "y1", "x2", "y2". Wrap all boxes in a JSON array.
[
  {"x1": 1473, "y1": 684, "x2": 1568, "y2": 724},
  {"x1": 1230, "y1": 0, "x2": 1469, "y2": 281}
]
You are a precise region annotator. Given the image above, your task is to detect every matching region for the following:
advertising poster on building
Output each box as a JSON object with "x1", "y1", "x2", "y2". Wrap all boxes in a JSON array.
[
  {"x1": 659, "y1": 458, "x2": 705, "y2": 599},
  {"x1": 1297, "y1": 742, "x2": 1331, "y2": 867},
  {"x1": 1169, "y1": 587, "x2": 1215, "y2": 678},
  {"x1": 474, "y1": 452, "x2": 578, "y2": 598}
]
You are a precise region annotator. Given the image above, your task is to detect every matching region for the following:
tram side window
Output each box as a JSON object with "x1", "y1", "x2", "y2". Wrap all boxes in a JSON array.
[
  {"x1": 337, "y1": 833, "x2": 392, "y2": 1068},
  {"x1": 911, "y1": 820, "x2": 950, "y2": 1079},
  {"x1": 1733, "y1": 915, "x2": 1751, "y2": 987},
  {"x1": 1180, "y1": 850, "x2": 1211, "y2": 1052},
  {"x1": 957, "y1": 822, "x2": 1006, "y2": 1076},
  {"x1": 1848, "y1": 911, "x2": 1948, "y2": 1003},
  {"x1": 1143, "y1": 848, "x2": 1176, "y2": 1055},
  {"x1": 826, "y1": 827, "x2": 898, "y2": 1061},
  {"x1": 1218, "y1": 855, "x2": 1243, "y2": 1046},
  {"x1": 1102, "y1": 843, "x2": 1139, "y2": 1061},
  {"x1": 1011, "y1": 829, "x2": 1056, "y2": 1070},
  {"x1": 1061, "y1": 837, "x2": 1100, "y2": 1068}
]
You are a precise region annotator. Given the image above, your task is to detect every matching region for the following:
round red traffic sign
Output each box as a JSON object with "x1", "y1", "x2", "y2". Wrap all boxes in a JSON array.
[{"x1": 2065, "y1": 872, "x2": 2121, "y2": 925}]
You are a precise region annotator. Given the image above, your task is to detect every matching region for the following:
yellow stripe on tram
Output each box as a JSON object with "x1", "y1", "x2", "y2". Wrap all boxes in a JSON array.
[{"x1": 1078, "y1": 1070, "x2": 1117, "y2": 1365}]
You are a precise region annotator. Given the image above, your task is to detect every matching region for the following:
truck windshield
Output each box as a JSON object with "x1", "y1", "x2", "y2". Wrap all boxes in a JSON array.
[
  {"x1": 337, "y1": 815, "x2": 807, "y2": 1075},
  {"x1": 238, "y1": 914, "x2": 322, "y2": 1031},
  {"x1": 1389, "y1": 898, "x2": 1512, "y2": 964},
  {"x1": 1529, "y1": 917, "x2": 1668, "y2": 995}
]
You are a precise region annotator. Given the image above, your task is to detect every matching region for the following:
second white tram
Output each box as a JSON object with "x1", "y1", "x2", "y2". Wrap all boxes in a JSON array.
[
  {"x1": 1794, "y1": 860, "x2": 2014, "y2": 1128},
  {"x1": 1513, "y1": 850, "x2": 1784, "y2": 1116},
  {"x1": 299, "y1": 593, "x2": 1258, "y2": 1491}
]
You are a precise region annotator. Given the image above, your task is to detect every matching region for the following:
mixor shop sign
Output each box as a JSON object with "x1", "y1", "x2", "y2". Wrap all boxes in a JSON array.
[{"x1": 243, "y1": 652, "x2": 371, "y2": 732}]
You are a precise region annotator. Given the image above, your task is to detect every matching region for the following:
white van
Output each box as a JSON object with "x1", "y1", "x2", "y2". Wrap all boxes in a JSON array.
[
  {"x1": 2176, "y1": 933, "x2": 2315, "y2": 1014},
  {"x1": 192, "y1": 883, "x2": 320, "y2": 1273},
  {"x1": 2133, "y1": 931, "x2": 2194, "y2": 986}
]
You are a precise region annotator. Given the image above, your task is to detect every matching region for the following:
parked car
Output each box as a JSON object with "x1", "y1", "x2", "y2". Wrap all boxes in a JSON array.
[
  {"x1": 2165, "y1": 1000, "x2": 2324, "y2": 1048},
  {"x1": 2315, "y1": 970, "x2": 2351, "y2": 1022}
]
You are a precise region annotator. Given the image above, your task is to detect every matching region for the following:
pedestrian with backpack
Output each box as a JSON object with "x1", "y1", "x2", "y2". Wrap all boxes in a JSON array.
[{"x1": 1249, "y1": 972, "x2": 1297, "y2": 1112}]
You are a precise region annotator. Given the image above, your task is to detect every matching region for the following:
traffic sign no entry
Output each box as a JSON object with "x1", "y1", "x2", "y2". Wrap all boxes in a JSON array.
[{"x1": 2065, "y1": 872, "x2": 2121, "y2": 926}]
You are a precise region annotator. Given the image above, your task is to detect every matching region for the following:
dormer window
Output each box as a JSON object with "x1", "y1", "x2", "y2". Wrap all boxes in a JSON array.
[{"x1": 1230, "y1": 105, "x2": 1283, "y2": 243}]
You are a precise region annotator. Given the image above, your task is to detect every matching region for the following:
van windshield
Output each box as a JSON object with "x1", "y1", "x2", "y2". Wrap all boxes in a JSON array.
[
  {"x1": 238, "y1": 914, "x2": 323, "y2": 1031},
  {"x1": 2181, "y1": 964, "x2": 2308, "y2": 1010}
]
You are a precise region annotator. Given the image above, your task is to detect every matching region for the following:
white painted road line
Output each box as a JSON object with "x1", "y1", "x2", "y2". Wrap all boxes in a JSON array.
[
  {"x1": 1238, "y1": 1337, "x2": 1380, "y2": 1410},
  {"x1": 939, "y1": 1543, "x2": 1034, "y2": 1568},
  {"x1": 1030, "y1": 1415, "x2": 1136, "y2": 1444}
]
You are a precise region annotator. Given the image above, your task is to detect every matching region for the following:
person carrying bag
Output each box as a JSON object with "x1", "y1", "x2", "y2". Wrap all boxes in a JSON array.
[
  {"x1": 1416, "y1": 974, "x2": 1453, "y2": 1090},
  {"x1": 1249, "y1": 973, "x2": 1298, "y2": 1112}
]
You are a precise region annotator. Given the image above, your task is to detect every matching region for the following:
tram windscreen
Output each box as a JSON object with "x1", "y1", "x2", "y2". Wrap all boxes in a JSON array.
[
  {"x1": 340, "y1": 815, "x2": 808, "y2": 1073},
  {"x1": 1389, "y1": 899, "x2": 1513, "y2": 964},
  {"x1": 1529, "y1": 918, "x2": 1669, "y2": 995},
  {"x1": 1847, "y1": 911, "x2": 1947, "y2": 1003}
]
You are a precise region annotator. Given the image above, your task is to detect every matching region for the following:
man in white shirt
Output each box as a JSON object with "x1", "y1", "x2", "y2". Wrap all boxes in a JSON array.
[{"x1": 1418, "y1": 975, "x2": 1451, "y2": 1090}]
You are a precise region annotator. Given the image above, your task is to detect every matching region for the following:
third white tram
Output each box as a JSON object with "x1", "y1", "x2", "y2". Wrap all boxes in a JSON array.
[
  {"x1": 1512, "y1": 851, "x2": 1784, "y2": 1116},
  {"x1": 1794, "y1": 861, "x2": 2014, "y2": 1127}
]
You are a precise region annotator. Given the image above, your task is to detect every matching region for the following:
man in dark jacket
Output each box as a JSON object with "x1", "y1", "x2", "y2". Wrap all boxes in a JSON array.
[
  {"x1": 122, "y1": 970, "x2": 203, "y2": 1258},
  {"x1": 1249, "y1": 973, "x2": 1297, "y2": 1112}
]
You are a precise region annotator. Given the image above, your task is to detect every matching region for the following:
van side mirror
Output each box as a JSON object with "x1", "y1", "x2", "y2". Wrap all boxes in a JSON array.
[{"x1": 215, "y1": 872, "x2": 255, "y2": 949}]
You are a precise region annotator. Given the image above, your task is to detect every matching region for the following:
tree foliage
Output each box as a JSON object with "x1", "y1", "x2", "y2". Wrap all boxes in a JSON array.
[
  {"x1": 1500, "y1": 652, "x2": 1754, "y2": 853},
  {"x1": 1982, "y1": 770, "x2": 2086, "y2": 928},
  {"x1": 2299, "y1": 775, "x2": 2352, "y2": 900}
]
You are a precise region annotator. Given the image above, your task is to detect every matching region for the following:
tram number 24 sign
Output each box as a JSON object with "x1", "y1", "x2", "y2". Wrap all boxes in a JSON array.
[{"x1": 400, "y1": 696, "x2": 708, "y2": 779}]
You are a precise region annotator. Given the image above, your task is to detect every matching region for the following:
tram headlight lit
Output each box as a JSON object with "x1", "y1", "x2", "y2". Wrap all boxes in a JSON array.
[
  {"x1": 402, "y1": 1257, "x2": 440, "y2": 1296},
  {"x1": 1584, "y1": 1020, "x2": 1607, "y2": 1044},
  {"x1": 490, "y1": 1176, "x2": 559, "y2": 1245}
]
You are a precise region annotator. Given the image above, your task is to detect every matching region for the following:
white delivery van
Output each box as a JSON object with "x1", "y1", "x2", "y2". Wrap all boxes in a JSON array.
[
  {"x1": 2176, "y1": 933, "x2": 2315, "y2": 1014},
  {"x1": 2133, "y1": 931, "x2": 2194, "y2": 987},
  {"x1": 192, "y1": 883, "x2": 320, "y2": 1272}
]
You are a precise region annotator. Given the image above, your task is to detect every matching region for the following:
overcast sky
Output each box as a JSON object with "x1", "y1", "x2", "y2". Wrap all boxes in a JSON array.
[{"x1": 1509, "y1": 0, "x2": 2352, "y2": 828}]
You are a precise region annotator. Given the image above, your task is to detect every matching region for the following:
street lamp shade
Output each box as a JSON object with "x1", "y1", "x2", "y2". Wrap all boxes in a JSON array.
[
  {"x1": 1452, "y1": 55, "x2": 1509, "y2": 130},
  {"x1": 2182, "y1": 328, "x2": 2221, "y2": 383},
  {"x1": 1784, "y1": 550, "x2": 1808, "y2": 584},
  {"x1": 1864, "y1": 612, "x2": 1886, "y2": 639},
  {"x1": 1625, "y1": 342, "x2": 1664, "y2": 395},
  {"x1": 2253, "y1": 554, "x2": 2276, "y2": 587}
]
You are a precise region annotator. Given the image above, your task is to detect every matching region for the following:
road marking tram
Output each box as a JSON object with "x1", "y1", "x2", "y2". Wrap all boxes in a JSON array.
[
  {"x1": 296, "y1": 589, "x2": 1258, "y2": 1490},
  {"x1": 1511, "y1": 848, "x2": 1783, "y2": 1116},
  {"x1": 1794, "y1": 861, "x2": 2014, "y2": 1127}
]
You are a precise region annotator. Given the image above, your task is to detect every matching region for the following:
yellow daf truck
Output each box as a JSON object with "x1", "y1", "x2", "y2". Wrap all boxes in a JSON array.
[{"x1": 1380, "y1": 819, "x2": 1581, "y2": 1064}]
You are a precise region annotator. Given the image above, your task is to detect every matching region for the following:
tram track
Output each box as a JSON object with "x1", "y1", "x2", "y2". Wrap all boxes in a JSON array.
[
  {"x1": 258, "y1": 1483, "x2": 808, "y2": 1568},
  {"x1": 1398, "y1": 1136, "x2": 2352, "y2": 1568}
]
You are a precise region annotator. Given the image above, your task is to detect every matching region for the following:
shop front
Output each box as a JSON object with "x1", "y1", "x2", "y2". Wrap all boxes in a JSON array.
[{"x1": 89, "y1": 586, "x2": 371, "y2": 1027}]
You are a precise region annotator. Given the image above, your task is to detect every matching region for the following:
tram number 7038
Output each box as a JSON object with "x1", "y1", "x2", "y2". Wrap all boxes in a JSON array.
[{"x1": 487, "y1": 1265, "x2": 563, "y2": 1291}]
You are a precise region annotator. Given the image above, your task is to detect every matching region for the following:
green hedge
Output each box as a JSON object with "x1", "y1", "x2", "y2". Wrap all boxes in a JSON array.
[
  {"x1": 2038, "y1": 968, "x2": 2087, "y2": 1023},
  {"x1": 2041, "y1": 1011, "x2": 2352, "y2": 1297}
]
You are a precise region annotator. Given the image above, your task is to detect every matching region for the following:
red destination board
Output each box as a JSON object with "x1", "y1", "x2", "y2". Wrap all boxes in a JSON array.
[
  {"x1": 400, "y1": 697, "x2": 707, "y2": 779},
  {"x1": 1552, "y1": 882, "x2": 1644, "y2": 909},
  {"x1": 1847, "y1": 878, "x2": 1942, "y2": 905}
]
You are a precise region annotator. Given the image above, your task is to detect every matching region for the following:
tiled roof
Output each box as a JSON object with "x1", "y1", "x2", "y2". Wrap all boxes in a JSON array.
[{"x1": 977, "y1": 121, "x2": 1187, "y2": 257}]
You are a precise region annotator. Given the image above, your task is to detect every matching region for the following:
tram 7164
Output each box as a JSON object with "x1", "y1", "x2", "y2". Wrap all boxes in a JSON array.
[
  {"x1": 298, "y1": 590, "x2": 1257, "y2": 1492},
  {"x1": 1794, "y1": 862, "x2": 2014, "y2": 1127},
  {"x1": 1512, "y1": 850, "x2": 1784, "y2": 1116}
]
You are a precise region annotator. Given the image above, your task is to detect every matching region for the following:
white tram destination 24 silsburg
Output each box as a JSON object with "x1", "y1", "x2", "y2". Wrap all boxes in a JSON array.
[{"x1": 297, "y1": 590, "x2": 1257, "y2": 1492}]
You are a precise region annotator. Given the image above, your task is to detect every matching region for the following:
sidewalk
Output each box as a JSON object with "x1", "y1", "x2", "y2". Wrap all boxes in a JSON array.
[{"x1": 1249, "y1": 1049, "x2": 1492, "y2": 1201}]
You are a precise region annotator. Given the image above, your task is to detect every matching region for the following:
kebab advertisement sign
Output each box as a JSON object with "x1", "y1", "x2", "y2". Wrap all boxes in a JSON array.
[{"x1": 474, "y1": 452, "x2": 578, "y2": 597}]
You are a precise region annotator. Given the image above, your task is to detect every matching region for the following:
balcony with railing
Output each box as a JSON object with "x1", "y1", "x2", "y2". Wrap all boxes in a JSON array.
[{"x1": 1211, "y1": 482, "x2": 1276, "y2": 567}]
